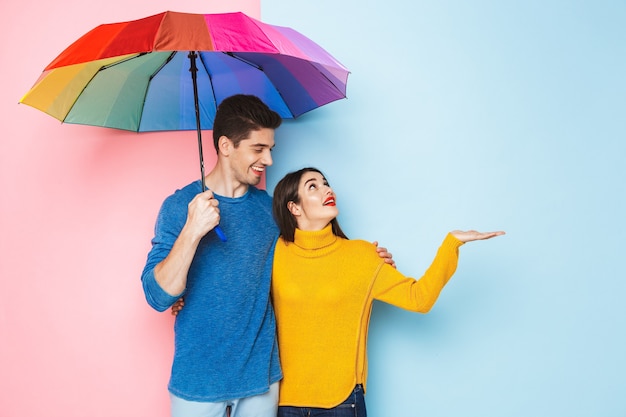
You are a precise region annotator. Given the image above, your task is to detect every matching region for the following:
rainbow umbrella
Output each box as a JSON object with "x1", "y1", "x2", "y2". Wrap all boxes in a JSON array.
[
  {"x1": 20, "y1": 11, "x2": 350, "y2": 241},
  {"x1": 20, "y1": 11, "x2": 349, "y2": 129}
]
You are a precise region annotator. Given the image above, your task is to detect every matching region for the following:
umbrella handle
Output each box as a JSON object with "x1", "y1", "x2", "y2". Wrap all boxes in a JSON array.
[
  {"x1": 201, "y1": 179, "x2": 227, "y2": 242},
  {"x1": 201, "y1": 177, "x2": 227, "y2": 243},
  {"x1": 214, "y1": 226, "x2": 227, "y2": 242},
  {"x1": 201, "y1": 179, "x2": 228, "y2": 242}
]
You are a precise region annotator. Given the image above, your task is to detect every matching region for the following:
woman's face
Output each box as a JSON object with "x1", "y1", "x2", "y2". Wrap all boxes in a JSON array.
[{"x1": 289, "y1": 171, "x2": 339, "y2": 231}]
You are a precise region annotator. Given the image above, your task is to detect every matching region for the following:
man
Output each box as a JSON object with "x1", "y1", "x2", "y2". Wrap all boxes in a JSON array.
[
  {"x1": 142, "y1": 94, "x2": 281, "y2": 417},
  {"x1": 141, "y1": 95, "x2": 393, "y2": 417}
]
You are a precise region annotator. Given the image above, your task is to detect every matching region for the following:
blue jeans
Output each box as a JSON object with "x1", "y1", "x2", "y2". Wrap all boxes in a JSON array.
[
  {"x1": 170, "y1": 382, "x2": 279, "y2": 417},
  {"x1": 277, "y1": 385, "x2": 367, "y2": 417}
]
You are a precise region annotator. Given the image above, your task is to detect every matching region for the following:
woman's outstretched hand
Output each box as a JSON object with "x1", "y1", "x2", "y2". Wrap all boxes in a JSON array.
[{"x1": 451, "y1": 230, "x2": 506, "y2": 243}]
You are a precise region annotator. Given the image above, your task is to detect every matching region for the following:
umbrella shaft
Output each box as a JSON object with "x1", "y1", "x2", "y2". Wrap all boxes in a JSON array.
[
  {"x1": 188, "y1": 52, "x2": 226, "y2": 243},
  {"x1": 188, "y1": 51, "x2": 206, "y2": 191}
]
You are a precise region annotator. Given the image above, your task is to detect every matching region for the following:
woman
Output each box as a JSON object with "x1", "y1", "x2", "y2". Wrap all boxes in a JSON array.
[{"x1": 271, "y1": 167, "x2": 504, "y2": 417}]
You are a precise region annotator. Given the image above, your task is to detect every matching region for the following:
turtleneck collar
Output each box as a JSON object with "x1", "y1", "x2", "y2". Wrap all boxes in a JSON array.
[{"x1": 289, "y1": 224, "x2": 342, "y2": 257}]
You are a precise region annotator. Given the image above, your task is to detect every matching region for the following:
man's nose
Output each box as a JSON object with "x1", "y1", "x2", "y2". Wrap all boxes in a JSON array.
[{"x1": 262, "y1": 150, "x2": 273, "y2": 166}]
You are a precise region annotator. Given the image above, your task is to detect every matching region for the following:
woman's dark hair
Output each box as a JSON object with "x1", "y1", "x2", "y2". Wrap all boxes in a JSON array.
[
  {"x1": 212, "y1": 94, "x2": 282, "y2": 152},
  {"x1": 272, "y1": 167, "x2": 348, "y2": 242}
]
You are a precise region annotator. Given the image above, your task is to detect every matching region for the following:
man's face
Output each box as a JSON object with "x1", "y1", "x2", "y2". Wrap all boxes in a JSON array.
[{"x1": 229, "y1": 128, "x2": 275, "y2": 186}]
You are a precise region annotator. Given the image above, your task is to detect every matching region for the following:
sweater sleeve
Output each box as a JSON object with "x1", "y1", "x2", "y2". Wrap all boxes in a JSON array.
[
  {"x1": 140, "y1": 193, "x2": 188, "y2": 312},
  {"x1": 370, "y1": 233, "x2": 464, "y2": 313},
  {"x1": 142, "y1": 269, "x2": 184, "y2": 312}
]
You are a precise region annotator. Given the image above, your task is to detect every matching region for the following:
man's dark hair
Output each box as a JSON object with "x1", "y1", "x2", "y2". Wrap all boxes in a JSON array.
[{"x1": 212, "y1": 95, "x2": 282, "y2": 153}]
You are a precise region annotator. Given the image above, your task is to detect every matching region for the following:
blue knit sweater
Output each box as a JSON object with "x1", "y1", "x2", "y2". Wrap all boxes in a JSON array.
[{"x1": 141, "y1": 181, "x2": 282, "y2": 402}]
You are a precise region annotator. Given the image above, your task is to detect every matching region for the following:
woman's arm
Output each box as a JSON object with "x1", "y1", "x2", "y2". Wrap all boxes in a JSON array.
[{"x1": 371, "y1": 230, "x2": 504, "y2": 313}]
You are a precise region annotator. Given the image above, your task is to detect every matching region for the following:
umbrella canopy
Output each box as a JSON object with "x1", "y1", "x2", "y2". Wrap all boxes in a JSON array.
[
  {"x1": 19, "y1": 10, "x2": 350, "y2": 132},
  {"x1": 20, "y1": 11, "x2": 350, "y2": 242}
]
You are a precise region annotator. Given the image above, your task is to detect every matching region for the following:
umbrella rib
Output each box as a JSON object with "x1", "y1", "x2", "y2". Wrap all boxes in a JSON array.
[
  {"x1": 284, "y1": 62, "x2": 346, "y2": 118},
  {"x1": 304, "y1": 61, "x2": 347, "y2": 98},
  {"x1": 56, "y1": 53, "x2": 146, "y2": 125},
  {"x1": 55, "y1": 54, "x2": 143, "y2": 126},
  {"x1": 225, "y1": 52, "x2": 262, "y2": 71},
  {"x1": 197, "y1": 52, "x2": 218, "y2": 115},
  {"x1": 148, "y1": 51, "x2": 177, "y2": 81},
  {"x1": 134, "y1": 51, "x2": 177, "y2": 131},
  {"x1": 224, "y1": 53, "x2": 297, "y2": 118},
  {"x1": 224, "y1": 53, "x2": 347, "y2": 116},
  {"x1": 100, "y1": 53, "x2": 147, "y2": 70}
]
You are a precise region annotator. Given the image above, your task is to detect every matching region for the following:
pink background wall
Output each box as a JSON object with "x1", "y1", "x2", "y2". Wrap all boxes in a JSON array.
[{"x1": 0, "y1": 1, "x2": 260, "y2": 416}]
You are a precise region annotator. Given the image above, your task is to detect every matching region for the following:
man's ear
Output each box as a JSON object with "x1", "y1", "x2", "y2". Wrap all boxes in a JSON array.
[
  {"x1": 287, "y1": 201, "x2": 300, "y2": 217},
  {"x1": 218, "y1": 136, "x2": 232, "y2": 156}
]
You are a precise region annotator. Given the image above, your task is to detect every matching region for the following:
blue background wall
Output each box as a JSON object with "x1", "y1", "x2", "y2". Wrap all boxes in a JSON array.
[{"x1": 263, "y1": 1, "x2": 625, "y2": 416}]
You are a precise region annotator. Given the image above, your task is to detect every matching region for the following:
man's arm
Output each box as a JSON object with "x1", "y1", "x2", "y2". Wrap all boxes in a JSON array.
[{"x1": 155, "y1": 190, "x2": 221, "y2": 296}]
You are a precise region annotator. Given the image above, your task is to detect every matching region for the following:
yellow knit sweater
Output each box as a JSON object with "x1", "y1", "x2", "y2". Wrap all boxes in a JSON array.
[{"x1": 272, "y1": 225, "x2": 464, "y2": 408}]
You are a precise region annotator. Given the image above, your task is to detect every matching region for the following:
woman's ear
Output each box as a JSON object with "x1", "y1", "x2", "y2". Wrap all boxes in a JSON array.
[{"x1": 287, "y1": 201, "x2": 300, "y2": 217}]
